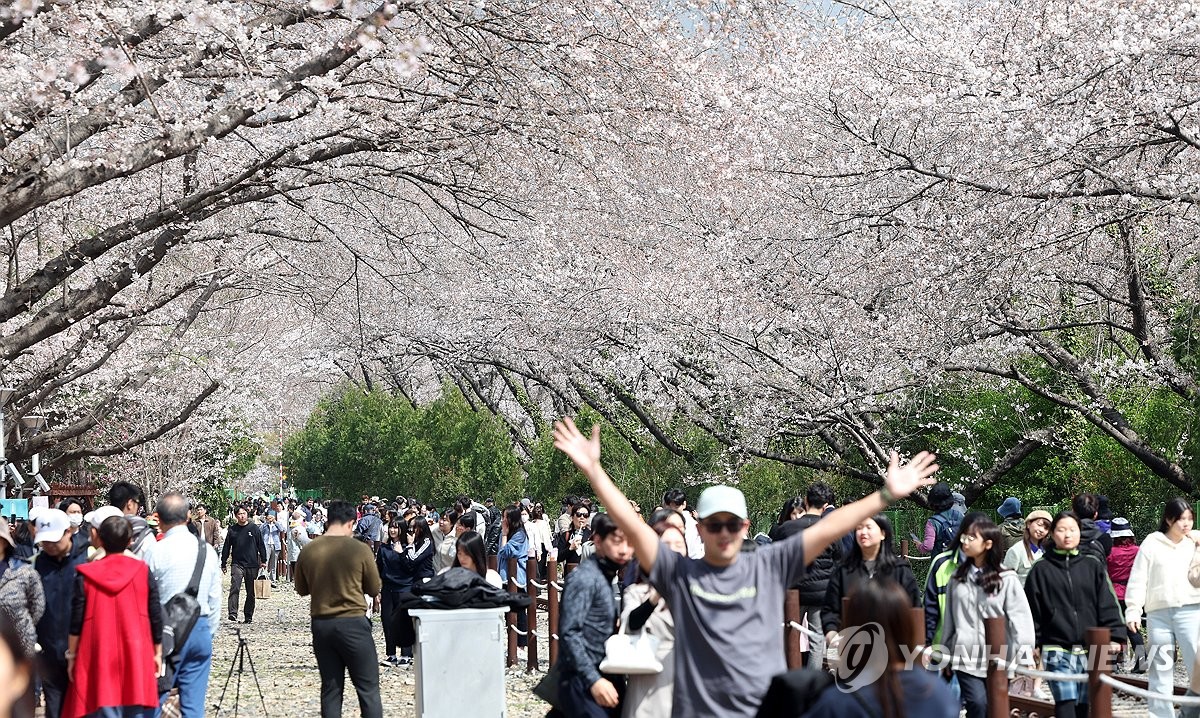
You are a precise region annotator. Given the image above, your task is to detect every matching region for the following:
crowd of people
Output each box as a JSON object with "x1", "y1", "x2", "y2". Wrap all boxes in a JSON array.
[
  {"x1": 0, "y1": 430, "x2": 1198, "y2": 718},
  {"x1": 0, "y1": 482, "x2": 224, "y2": 718}
]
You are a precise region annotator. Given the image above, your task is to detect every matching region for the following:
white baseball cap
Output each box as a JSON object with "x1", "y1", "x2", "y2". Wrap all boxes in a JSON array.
[
  {"x1": 84, "y1": 505, "x2": 125, "y2": 527},
  {"x1": 696, "y1": 485, "x2": 748, "y2": 520},
  {"x1": 33, "y1": 509, "x2": 71, "y2": 544}
]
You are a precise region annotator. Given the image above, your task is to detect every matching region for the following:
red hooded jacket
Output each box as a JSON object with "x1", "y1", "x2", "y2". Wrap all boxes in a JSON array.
[
  {"x1": 63, "y1": 555, "x2": 159, "y2": 718},
  {"x1": 1107, "y1": 542, "x2": 1140, "y2": 601}
]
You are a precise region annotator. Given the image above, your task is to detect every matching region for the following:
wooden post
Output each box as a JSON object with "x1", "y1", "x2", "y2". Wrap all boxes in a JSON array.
[
  {"x1": 909, "y1": 607, "x2": 924, "y2": 656},
  {"x1": 526, "y1": 556, "x2": 538, "y2": 672},
  {"x1": 507, "y1": 557, "x2": 518, "y2": 667},
  {"x1": 1087, "y1": 627, "x2": 1113, "y2": 718},
  {"x1": 547, "y1": 558, "x2": 560, "y2": 666},
  {"x1": 900, "y1": 539, "x2": 909, "y2": 560},
  {"x1": 488, "y1": 554, "x2": 498, "y2": 571},
  {"x1": 784, "y1": 589, "x2": 802, "y2": 669},
  {"x1": 984, "y1": 616, "x2": 1009, "y2": 718}
]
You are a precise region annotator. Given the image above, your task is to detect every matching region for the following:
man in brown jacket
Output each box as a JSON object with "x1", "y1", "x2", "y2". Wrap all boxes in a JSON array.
[{"x1": 192, "y1": 504, "x2": 221, "y2": 548}]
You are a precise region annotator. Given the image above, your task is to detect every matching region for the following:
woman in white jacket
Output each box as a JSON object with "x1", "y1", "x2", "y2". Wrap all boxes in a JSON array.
[{"x1": 1124, "y1": 497, "x2": 1200, "y2": 718}]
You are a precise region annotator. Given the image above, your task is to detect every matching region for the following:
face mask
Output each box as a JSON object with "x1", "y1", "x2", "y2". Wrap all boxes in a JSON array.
[{"x1": 68, "y1": 514, "x2": 84, "y2": 528}]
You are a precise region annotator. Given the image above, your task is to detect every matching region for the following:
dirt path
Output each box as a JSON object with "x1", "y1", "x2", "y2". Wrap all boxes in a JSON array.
[{"x1": 205, "y1": 575, "x2": 549, "y2": 717}]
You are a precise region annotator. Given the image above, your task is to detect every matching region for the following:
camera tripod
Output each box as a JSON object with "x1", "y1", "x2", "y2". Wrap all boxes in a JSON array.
[{"x1": 215, "y1": 628, "x2": 269, "y2": 717}]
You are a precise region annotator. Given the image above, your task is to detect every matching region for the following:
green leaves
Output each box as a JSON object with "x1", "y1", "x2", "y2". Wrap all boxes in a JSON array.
[{"x1": 284, "y1": 384, "x2": 522, "y2": 504}]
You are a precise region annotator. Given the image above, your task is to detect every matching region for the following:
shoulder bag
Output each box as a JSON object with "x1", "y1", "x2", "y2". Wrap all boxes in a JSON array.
[
  {"x1": 162, "y1": 536, "x2": 207, "y2": 659},
  {"x1": 598, "y1": 619, "x2": 662, "y2": 675}
]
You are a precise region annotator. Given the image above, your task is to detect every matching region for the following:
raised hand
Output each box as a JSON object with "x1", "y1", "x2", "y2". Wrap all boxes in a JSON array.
[
  {"x1": 884, "y1": 450, "x2": 939, "y2": 500},
  {"x1": 552, "y1": 418, "x2": 601, "y2": 474}
]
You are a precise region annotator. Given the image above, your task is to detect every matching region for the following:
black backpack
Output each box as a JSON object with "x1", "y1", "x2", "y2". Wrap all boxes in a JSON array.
[{"x1": 930, "y1": 511, "x2": 960, "y2": 556}]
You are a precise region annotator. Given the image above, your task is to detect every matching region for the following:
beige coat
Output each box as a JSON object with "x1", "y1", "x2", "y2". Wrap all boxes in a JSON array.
[{"x1": 620, "y1": 583, "x2": 676, "y2": 718}]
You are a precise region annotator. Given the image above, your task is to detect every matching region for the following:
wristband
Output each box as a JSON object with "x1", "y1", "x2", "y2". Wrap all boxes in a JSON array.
[{"x1": 879, "y1": 486, "x2": 897, "y2": 506}]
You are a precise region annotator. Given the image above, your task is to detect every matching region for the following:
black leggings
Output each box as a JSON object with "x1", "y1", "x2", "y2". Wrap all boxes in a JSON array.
[
  {"x1": 388, "y1": 604, "x2": 417, "y2": 658},
  {"x1": 381, "y1": 590, "x2": 402, "y2": 658},
  {"x1": 1118, "y1": 599, "x2": 1145, "y2": 653}
]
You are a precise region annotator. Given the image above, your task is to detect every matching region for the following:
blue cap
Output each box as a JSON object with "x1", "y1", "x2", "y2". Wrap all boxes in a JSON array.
[{"x1": 997, "y1": 497, "x2": 1022, "y2": 519}]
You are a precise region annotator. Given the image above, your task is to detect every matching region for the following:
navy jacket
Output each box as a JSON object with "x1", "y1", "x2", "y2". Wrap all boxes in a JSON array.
[{"x1": 34, "y1": 541, "x2": 89, "y2": 662}]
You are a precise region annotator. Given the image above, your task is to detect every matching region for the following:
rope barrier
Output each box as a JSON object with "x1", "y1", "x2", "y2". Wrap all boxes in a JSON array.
[
  {"x1": 550, "y1": 581, "x2": 564, "y2": 591},
  {"x1": 507, "y1": 625, "x2": 535, "y2": 637},
  {"x1": 990, "y1": 657, "x2": 1087, "y2": 682},
  {"x1": 903, "y1": 554, "x2": 933, "y2": 561},
  {"x1": 1099, "y1": 674, "x2": 1200, "y2": 705},
  {"x1": 529, "y1": 579, "x2": 549, "y2": 590},
  {"x1": 785, "y1": 620, "x2": 825, "y2": 642}
]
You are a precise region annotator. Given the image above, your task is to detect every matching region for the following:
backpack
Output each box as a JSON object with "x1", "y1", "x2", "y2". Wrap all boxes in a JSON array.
[
  {"x1": 930, "y1": 510, "x2": 960, "y2": 556},
  {"x1": 484, "y1": 510, "x2": 502, "y2": 555}
]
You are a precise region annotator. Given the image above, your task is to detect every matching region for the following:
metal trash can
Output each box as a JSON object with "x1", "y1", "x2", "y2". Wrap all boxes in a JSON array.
[{"x1": 411, "y1": 607, "x2": 509, "y2": 717}]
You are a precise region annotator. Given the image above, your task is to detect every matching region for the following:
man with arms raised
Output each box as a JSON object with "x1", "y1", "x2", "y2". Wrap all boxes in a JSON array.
[{"x1": 552, "y1": 418, "x2": 938, "y2": 718}]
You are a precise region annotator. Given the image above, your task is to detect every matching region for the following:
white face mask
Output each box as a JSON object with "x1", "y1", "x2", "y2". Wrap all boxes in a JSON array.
[{"x1": 68, "y1": 514, "x2": 84, "y2": 528}]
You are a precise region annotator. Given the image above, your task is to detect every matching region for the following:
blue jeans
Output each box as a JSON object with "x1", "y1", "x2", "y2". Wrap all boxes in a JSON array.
[
  {"x1": 155, "y1": 615, "x2": 213, "y2": 718},
  {"x1": 1146, "y1": 605, "x2": 1200, "y2": 718},
  {"x1": 1043, "y1": 649, "x2": 1086, "y2": 704}
]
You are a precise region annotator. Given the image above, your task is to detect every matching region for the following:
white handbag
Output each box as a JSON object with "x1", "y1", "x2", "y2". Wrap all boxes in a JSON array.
[{"x1": 598, "y1": 621, "x2": 663, "y2": 675}]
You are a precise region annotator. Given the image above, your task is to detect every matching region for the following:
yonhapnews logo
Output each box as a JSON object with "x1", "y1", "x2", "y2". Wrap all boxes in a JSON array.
[{"x1": 832, "y1": 622, "x2": 888, "y2": 693}]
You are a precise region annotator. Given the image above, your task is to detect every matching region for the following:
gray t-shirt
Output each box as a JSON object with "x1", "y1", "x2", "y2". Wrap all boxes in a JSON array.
[{"x1": 650, "y1": 535, "x2": 806, "y2": 718}]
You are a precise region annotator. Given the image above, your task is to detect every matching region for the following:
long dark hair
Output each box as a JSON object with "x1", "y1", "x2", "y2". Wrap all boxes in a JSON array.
[
  {"x1": 410, "y1": 516, "x2": 432, "y2": 546},
  {"x1": 844, "y1": 580, "x2": 913, "y2": 718},
  {"x1": 453, "y1": 531, "x2": 488, "y2": 577},
  {"x1": 504, "y1": 505, "x2": 524, "y2": 540},
  {"x1": 387, "y1": 519, "x2": 408, "y2": 546},
  {"x1": 953, "y1": 519, "x2": 1005, "y2": 595},
  {"x1": 845, "y1": 514, "x2": 901, "y2": 573},
  {"x1": 1159, "y1": 497, "x2": 1194, "y2": 534},
  {"x1": 775, "y1": 497, "x2": 802, "y2": 527}
]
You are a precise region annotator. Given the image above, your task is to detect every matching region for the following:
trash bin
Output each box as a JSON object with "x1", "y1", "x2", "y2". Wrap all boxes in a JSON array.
[{"x1": 411, "y1": 607, "x2": 509, "y2": 717}]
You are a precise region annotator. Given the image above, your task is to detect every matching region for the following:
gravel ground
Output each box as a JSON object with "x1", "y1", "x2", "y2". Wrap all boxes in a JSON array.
[{"x1": 205, "y1": 575, "x2": 551, "y2": 717}]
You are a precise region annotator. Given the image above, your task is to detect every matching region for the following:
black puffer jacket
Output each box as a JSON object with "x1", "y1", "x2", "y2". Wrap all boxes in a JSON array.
[
  {"x1": 822, "y1": 559, "x2": 920, "y2": 634},
  {"x1": 770, "y1": 514, "x2": 841, "y2": 605},
  {"x1": 1023, "y1": 548, "x2": 1126, "y2": 648},
  {"x1": 1078, "y1": 519, "x2": 1112, "y2": 562}
]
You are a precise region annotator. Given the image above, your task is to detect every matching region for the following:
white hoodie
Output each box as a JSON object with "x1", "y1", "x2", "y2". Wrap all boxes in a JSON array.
[{"x1": 1123, "y1": 530, "x2": 1200, "y2": 624}]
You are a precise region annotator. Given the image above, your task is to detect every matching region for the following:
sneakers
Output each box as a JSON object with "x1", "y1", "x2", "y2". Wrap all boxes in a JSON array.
[
  {"x1": 381, "y1": 656, "x2": 399, "y2": 667},
  {"x1": 228, "y1": 614, "x2": 237, "y2": 622},
  {"x1": 397, "y1": 656, "x2": 413, "y2": 667}
]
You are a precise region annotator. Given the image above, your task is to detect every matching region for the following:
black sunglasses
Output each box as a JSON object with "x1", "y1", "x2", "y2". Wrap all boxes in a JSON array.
[
  {"x1": 701, "y1": 518, "x2": 744, "y2": 534},
  {"x1": 575, "y1": 511, "x2": 590, "y2": 517}
]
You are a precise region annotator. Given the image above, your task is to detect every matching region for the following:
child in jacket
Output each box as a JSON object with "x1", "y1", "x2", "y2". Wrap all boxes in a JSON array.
[
  {"x1": 1025, "y1": 511, "x2": 1126, "y2": 718},
  {"x1": 940, "y1": 519, "x2": 1035, "y2": 718}
]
